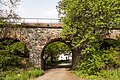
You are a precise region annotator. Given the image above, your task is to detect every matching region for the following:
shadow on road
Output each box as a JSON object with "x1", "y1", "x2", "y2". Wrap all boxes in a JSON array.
[{"x1": 44, "y1": 63, "x2": 72, "y2": 70}]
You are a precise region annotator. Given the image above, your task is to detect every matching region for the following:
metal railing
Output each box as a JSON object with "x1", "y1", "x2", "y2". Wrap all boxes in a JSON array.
[
  {"x1": 0, "y1": 17, "x2": 61, "y2": 24},
  {"x1": 0, "y1": 17, "x2": 62, "y2": 27}
]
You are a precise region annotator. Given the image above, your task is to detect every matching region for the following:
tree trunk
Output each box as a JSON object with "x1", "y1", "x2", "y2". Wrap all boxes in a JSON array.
[
  {"x1": 72, "y1": 46, "x2": 83, "y2": 69},
  {"x1": 50, "y1": 54, "x2": 53, "y2": 63}
]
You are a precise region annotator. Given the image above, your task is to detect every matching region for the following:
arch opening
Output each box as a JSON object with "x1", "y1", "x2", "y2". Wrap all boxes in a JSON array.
[
  {"x1": 41, "y1": 39, "x2": 72, "y2": 70},
  {"x1": 100, "y1": 38, "x2": 118, "y2": 49},
  {"x1": 0, "y1": 38, "x2": 32, "y2": 73}
]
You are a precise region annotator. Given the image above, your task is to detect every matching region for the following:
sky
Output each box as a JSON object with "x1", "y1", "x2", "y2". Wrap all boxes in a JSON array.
[{"x1": 17, "y1": 0, "x2": 60, "y2": 18}]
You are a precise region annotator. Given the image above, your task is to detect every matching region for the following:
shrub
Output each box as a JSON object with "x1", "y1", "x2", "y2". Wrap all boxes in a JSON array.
[
  {"x1": 75, "y1": 68, "x2": 120, "y2": 80},
  {"x1": 77, "y1": 44, "x2": 119, "y2": 75},
  {"x1": 18, "y1": 71, "x2": 31, "y2": 80},
  {"x1": 0, "y1": 39, "x2": 27, "y2": 71},
  {"x1": 29, "y1": 69, "x2": 44, "y2": 78}
]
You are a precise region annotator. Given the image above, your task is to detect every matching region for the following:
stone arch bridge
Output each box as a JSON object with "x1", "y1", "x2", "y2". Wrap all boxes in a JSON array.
[
  {"x1": 0, "y1": 18, "x2": 120, "y2": 69},
  {"x1": 0, "y1": 23, "x2": 64, "y2": 69}
]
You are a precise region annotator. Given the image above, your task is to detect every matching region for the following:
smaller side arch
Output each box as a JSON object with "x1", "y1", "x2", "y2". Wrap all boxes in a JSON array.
[
  {"x1": 0, "y1": 38, "x2": 29, "y2": 57},
  {"x1": 100, "y1": 38, "x2": 118, "y2": 49}
]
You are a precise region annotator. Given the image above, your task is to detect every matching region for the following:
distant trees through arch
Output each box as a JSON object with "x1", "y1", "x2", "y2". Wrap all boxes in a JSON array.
[{"x1": 41, "y1": 41, "x2": 72, "y2": 69}]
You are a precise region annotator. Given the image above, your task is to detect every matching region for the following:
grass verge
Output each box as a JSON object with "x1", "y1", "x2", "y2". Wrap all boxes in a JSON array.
[
  {"x1": 74, "y1": 68, "x2": 120, "y2": 80},
  {"x1": 0, "y1": 69, "x2": 44, "y2": 80}
]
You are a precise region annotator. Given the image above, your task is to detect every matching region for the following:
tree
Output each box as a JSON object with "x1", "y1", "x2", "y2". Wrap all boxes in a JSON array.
[
  {"x1": 58, "y1": 0, "x2": 120, "y2": 48},
  {"x1": 0, "y1": 0, "x2": 21, "y2": 19},
  {"x1": 58, "y1": 0, "x2": 120, "y2": 74},
  {"x1": 44, "y1": 42, "x2": 71, "y2": 64}
]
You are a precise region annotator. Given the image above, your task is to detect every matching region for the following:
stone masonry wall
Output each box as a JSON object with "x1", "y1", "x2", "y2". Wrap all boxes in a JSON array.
[
  {"x1": 0, "y1": 27, "x2": 62, "y2": 68},
  {"x1": 105, "y1": 30, "x2": 120, "y2": 39},
  {"x1": 0, "y1": 26, "x2": 120, "y2": 69}
]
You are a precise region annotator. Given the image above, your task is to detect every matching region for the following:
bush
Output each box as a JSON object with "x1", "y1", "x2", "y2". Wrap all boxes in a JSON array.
[
  {"x1": 29, "y1": 69, "x2": 44, "y2": 78},
  {"x1": 77, "y1": 44, "x2": 119, "y2": 75},
  {"x1": 0, "y1": 39, "x2": 31, "y2": 79},
  {"x1": 75, "y1": 68, "x2": 120, "y2": 80},
  {"x1": 0, "y1": 39, "x2": 28, "y2": 71},
  {"x1": 18, "y1": 71, "x2": 31, "y2": 80}
]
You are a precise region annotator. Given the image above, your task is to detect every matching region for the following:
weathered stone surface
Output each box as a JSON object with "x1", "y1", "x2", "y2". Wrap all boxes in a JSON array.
[
  {"x1": 0, "y1": 26, "x2": 119, "y2": 69},
  {"x1": 0, "y1": 27, "x2": 62, "y2": 69},
  {"x1": 105, "y1": 30, "x2": 120, "y2": 39}
]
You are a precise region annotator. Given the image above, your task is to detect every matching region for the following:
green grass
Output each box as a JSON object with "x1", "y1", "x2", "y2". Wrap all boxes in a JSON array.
[
  {"x1": 74, "y1": 68, "x2": 120, "y2": 80},
  {"x1": 0, "y1": 69, "x2": 44, "y2": 80}
]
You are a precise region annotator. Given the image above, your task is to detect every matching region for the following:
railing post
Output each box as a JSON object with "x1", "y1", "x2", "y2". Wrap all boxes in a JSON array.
[{"x1": 37, "y1": 18, "x2": 39, "y2": 24}]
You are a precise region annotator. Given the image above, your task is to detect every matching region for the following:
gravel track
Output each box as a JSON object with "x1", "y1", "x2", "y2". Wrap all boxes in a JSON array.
[{"x1": 35, "y1": 68, "x2": 84, "y2": 80}]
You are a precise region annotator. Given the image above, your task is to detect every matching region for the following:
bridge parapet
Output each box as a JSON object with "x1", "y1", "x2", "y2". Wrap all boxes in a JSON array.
[
  {"x1": 0, "y1": 18, "x2": 120, "y2": 69},
  {"x1": 0, "y1": 18, "x2": 63, "y2": 28},
  {"x1": 0, "y1": 25, "x2": 62, "y2": 68}
]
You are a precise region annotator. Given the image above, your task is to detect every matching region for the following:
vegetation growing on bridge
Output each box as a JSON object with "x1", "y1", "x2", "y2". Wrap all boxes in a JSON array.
[
  {"x1": 58, "y1": 0, "x2": 120, "y2": 79},
  {"x1": 0, "y1": 0, "x2": 120, "y2": 79},
  {"x1": 0, "y1": 0, "x2": 45, "y2": 79},
  {"x1": 0, "y1": 39, "x2": 44, "y2": 80}
]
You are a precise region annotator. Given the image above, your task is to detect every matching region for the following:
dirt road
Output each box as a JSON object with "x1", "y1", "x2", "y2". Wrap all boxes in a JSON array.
[{"x1": 35, "y1": 68, "x2": 84, "y2": 80}]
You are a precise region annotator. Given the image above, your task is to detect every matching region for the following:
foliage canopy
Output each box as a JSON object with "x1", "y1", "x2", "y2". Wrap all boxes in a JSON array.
[
  {"x1": 0, "y1": 0, "x2": 21, "y2": 18},
  {"x1": 44, "y1": 42, "x2": 71, "y2": 65},
  {"x1": 58, "y1": 0, "x2": 120, "y2": 47},
  {"x1": 58, "y1": 0, "x2": 120, "y2": 75}
]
